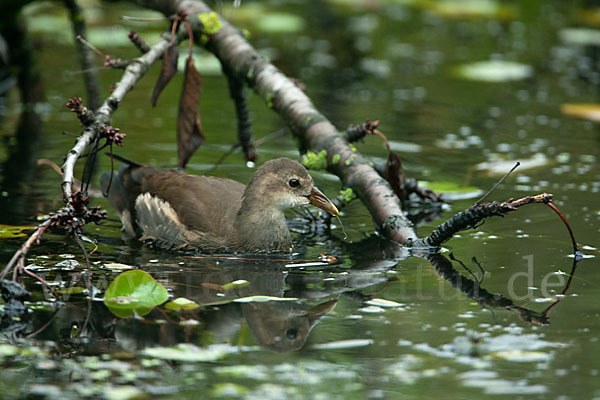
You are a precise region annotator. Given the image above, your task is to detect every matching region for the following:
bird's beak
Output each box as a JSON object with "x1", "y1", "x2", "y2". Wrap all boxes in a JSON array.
[{"x1": 308, "y1": 185, "x2": 339, "y2": 216}]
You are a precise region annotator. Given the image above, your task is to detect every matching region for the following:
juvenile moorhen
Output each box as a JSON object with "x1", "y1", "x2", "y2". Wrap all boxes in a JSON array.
[{"x1": 100, "y1": 157, "x2": 339, "y2": 253}]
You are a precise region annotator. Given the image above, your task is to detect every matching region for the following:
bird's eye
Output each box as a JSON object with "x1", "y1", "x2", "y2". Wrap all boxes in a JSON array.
[
  {"x1": 288, "y1": 178, "x2": 300, "y2": 188},
  {"x1": 286, "y1": 328, "x2": 298, "y2": 340}
]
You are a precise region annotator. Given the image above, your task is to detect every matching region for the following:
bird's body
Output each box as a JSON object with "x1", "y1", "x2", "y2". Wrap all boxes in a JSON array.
[{"x1": 100, "y1": 157, "x2": 338, "y2": 253}]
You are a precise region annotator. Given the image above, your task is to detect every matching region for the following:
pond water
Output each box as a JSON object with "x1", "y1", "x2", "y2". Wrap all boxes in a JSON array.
[{"x1": 1, "y1": 0, "x2": 599, "y2": 399}]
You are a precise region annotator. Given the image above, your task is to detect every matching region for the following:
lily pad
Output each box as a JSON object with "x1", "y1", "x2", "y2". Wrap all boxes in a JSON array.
[
  {"x1": 311, "y1": 339, "x2": 374, "y2": 350},
  {"x1": 233, "y1": 295, "x2": 298, "y2": 303},
  {"x1": 366, "y1": 298, "x2": 404, "y2": 308},
  {"x1": 426, "y1": 0, "x2": 517, "y2": 20},
  {"x1": 104, "y1": 270, "x2": 169, "y2": 318},
  {"x1": 254, "y1": 13, "x2": 305, "y2": 33},
  {"x1": 221, "y1": 279, "x2": 250, "y2": 290},
  {"x1": 558, "y1": 28, "x2": 600, "y2": 46},
  {"x1": 56, "y1": 287, "x2": 86, "y2": 295},
  {"x1": 420, "y1": 181, "x2": 483, "y2": 200},
  {"x1": 102, "y1": 262, "x2": 136, "y2": 271},
  {"x1": 455, "y1": 60, "x2": 533, "y2": 82},
  {"x1": 560, "y1": 103, "x2": 600, "y2": 122},
  {"x1": 165, "y1": 297, "x2": 200, "y2": 311},
  {"x1": 0, "y1": 224, "x2": 35, "y2": 239},
  {"x1": 475, "y1": 154, "x2": 549, "y2": 175},
  {"x1": 142, "y1": 343, "x2": 242, "y2": 362},
  {"x1": 491, "y1": 349, "x2": 551, "y2": 362}
]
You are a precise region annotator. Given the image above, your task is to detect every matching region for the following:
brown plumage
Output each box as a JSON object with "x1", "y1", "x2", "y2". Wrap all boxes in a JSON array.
[{"x1": 100, "y1": 157, "x2": 338, "y2": 253}]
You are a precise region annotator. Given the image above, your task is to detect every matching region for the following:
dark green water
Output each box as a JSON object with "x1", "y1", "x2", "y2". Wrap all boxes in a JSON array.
[{"x1": 1, "y1": 1, "x2": 599, "y2": 399}]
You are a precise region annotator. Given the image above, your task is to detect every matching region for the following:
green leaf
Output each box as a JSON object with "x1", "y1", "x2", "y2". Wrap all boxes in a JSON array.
[
  {"x1": 220, "y1": 280, "x2": 250, "y2": 291},
  {"x1": 102, "y1": 262, "x2": 135, "y2": 271},
  {"x1": 56, "y1": 287, "x2": 86, "y2": 295},
  {"x1": 233, "y1": 295, "x2": 297, "y2": 303},
  {"x1": 0, "y1": 224, "x2": 35, "y2": 239},
  {"x1": 454, "y1": 60, "x2": 533, "y2": 82},
  {"x1": 165, "y1": 297, "x2": 200, "y2": 311},
  {"x1": 142, "y1": 343, "x2": 238, "y2": 362},
  {"x1": 254, "y1": 12, "x2": 306, "y2": 33},
  {"x1": 420, "y1": 181, "x2": 483, "y2": 200},
  {"x1": 103, "y1": 270, "x2": 169, "y2": 318}
]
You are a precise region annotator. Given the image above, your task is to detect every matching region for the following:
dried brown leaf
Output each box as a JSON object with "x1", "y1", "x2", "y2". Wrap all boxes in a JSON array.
[
  {"x1": 177, "y1": 57, "x2": 204, "y2": 169},
  {"x1": 384, "y1": 151, "x2": 406, "y2": 202},
  {"x1": 151, "y1": 43, "x2": 179, "y2": 107}
]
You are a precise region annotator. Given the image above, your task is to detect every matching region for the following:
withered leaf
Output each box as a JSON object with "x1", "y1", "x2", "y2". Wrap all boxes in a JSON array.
[
  {"x1": 151, "y1": 42, "x2": 179, "y2": 107},
  {"x1": 177, "y1": 57, "x2": 204, "y2": 169},
  {"x1": 384, "y1": 151, "x2": 406, "y2": 203}
]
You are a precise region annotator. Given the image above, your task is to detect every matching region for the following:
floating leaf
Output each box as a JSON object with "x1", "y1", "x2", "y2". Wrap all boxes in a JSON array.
[
  {"x1": 221, "y1": 280, "x2": 250, "y2": 291},
  {"x1": 151, "y1": 42, "x2": 179, "y2": 107},
  {"x1": 142, "y1": 343, "x2": 240, "y2": 362},
  {"x1": 454, "y1": 60, "x2": 533, "y2": 82},
  {"x1": 56, "y1": 287, "x2": 86, "y2": 295},
  {"x1": 165, "y1": 297, "x2": 200, "y2": 311},
  {"x1": 311, "y1": 339, "x2": 373, "y2": 350},
  {"x1": 420, "y1": 181, "x2": 482, "y2": 200},
  {"x1": 366, "y1": 298, "x2": 404, "y2": 308},
  {"x1": 177, "y1": 57, "x2": 205, "y2": 169},
  {"x1": 475, "y1": 154, "x2": 549, "y2": 175},
  {"x1": 0, "y1": 224, "x2": 34, "y2": 239},
  {"x1": 233, "y1": 295, "x2": 297, "y2": 303},
  {"x1": 560, "y1": 103, "x2": 600, "y2": 123},
  {"x1": 255, "y1": 12, "x2": 305, "y2": 33},
  {"x1": 103, "y1": 270, "x2": 168, "y2": 318},
  {"x1": 102, "y1": 262, "x2": 135, "y2": 271},
  {"x1": 427, "y1": 0, "x2": 517, "y2": 20},
  {"x1": 559, "y1": 27, "x2": 600, "y2": 46},
  {"x1": 491, "y1": 350, "x2": 551, "y2": 362}
]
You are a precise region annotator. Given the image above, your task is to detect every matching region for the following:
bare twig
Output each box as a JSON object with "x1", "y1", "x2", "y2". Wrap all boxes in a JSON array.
[
  {"x1": 475, "y1": 161, "x2": 520, "y2": 205},
  {"x1": 1, "y1": 219, "x2": 52, "y2": 279},
  {"x1": 410, "y1": 193, "x2": 554, "y2": 248}
]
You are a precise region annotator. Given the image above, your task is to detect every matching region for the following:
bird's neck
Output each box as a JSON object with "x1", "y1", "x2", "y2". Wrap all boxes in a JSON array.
[{"x1": 235, "y1": 197, "x2": 292, "y2": 253}]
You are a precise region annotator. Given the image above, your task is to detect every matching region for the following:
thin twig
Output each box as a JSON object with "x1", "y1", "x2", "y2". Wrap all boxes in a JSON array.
[
  {"x1": 1, "y1": 220, "x2": 52, "y2": 279},
  {"x1": 476, "y1": 161, "x2": 520, "y2": 205},
  {"x1": 22, "y1": 267, "x2": 60, "y2": 300},
  {"x1": 75, "y1": 35, "x2": 104, "y2": 58}
]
